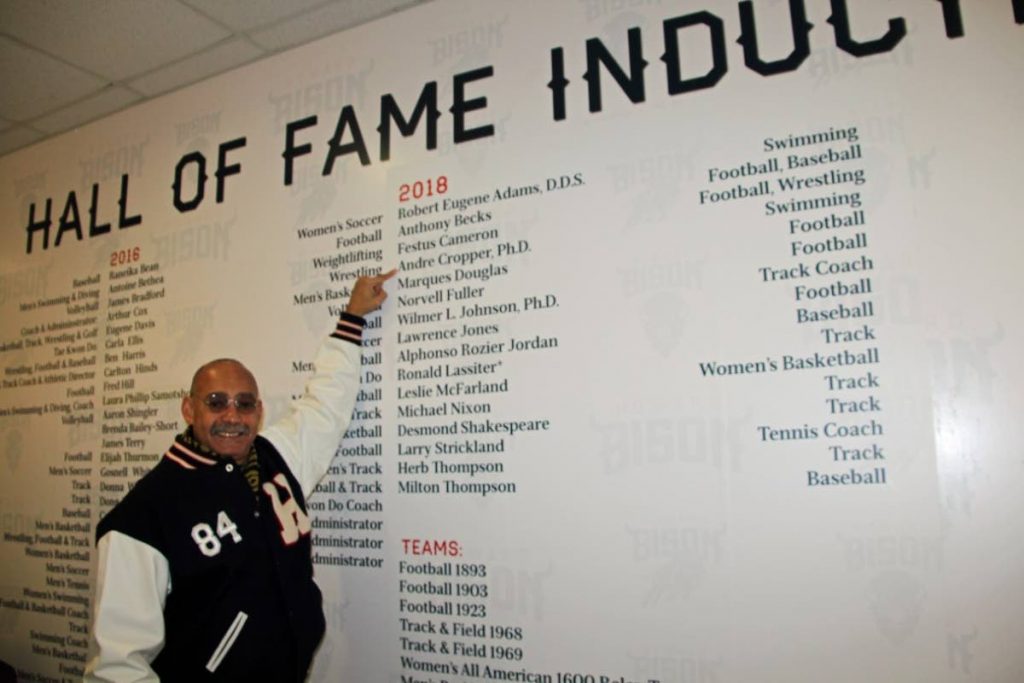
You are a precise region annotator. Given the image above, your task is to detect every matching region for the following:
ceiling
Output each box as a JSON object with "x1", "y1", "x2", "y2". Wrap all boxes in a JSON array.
[{"x1": 0, "y1": 0, "x2": 433, "y2": 158}]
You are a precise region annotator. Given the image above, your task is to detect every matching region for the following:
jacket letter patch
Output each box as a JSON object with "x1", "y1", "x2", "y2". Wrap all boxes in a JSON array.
[{"x1": 262, "y1": 473, "x2": 311, "y2": 545}]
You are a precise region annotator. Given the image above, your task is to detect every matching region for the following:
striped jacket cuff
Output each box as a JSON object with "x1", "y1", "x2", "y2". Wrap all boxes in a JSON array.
[{"x1": 332, "y1": 312, "x2": 365, "y2": 345}]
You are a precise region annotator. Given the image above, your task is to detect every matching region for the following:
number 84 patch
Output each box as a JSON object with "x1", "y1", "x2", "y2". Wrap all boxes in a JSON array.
[{"x1": 190, "y1": 474, "x2": 311, "y2": 556}]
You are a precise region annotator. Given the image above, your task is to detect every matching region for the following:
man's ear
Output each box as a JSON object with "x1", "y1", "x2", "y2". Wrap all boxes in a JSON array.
[{"x1": 181, "y1": 395, "x2": 195, "y2": 425}]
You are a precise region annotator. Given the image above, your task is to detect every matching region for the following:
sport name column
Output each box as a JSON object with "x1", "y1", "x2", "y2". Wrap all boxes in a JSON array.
[
  {"x1": 0, "y1": 272, "x2": 101, "y2": 672},
  {"x1": 293, "y1": 211, "x2": 386, "y2": 570},
  {"x1": 696, "y1": 125, "x2": 888, "y2": 488}
]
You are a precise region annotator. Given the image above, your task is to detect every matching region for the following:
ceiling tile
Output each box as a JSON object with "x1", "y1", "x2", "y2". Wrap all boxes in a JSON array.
[
  {"x1": 128, "y1": 37, "x2": 264, "y2": 97},
  {"x1": 0, "y1": 0, "x2": 231, "y2": 81},
  {"x1": 32, "y1": 86, "x2": 142, "y2": 134},
  {"x1": 0, "y1": 125, "x2": 45, "y2": 157},
  {"x1": 183, "y1": 0, "x2": 328, "y2": 32},
  {"x1": 0, "y1": 36, "x2": 107, "y2": 121},
  {"x1": 248, "y1": 0, "x2": 422, "y2": 51},
  {"x1": 0, "y1": 0, "x2": 430, "y2": 155}
]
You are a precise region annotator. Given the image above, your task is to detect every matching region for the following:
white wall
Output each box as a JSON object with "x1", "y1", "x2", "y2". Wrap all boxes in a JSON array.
[{"x1": 1, "y1": 1, "x2": 1022, "y2": 681}]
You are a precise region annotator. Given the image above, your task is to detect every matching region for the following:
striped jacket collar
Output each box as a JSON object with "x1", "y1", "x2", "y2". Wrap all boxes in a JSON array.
[{"x1": 164, "y1": 439, "x2": 219, "y2": 470}]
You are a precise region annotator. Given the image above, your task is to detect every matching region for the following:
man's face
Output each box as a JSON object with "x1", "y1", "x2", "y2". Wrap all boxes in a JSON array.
[{"x1": 182, "y1": 360, "x2": 263, "y2": 463}]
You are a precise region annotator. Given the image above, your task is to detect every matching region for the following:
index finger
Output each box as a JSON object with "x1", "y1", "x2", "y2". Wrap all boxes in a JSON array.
[{"x1": 373, "y1": 268, "x2": 399, "y2": 283}]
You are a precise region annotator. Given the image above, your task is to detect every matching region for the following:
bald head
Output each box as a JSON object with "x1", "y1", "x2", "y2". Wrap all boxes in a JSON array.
[{"x1": 189, "y1": 358, "x2": 259, "y2": 396}]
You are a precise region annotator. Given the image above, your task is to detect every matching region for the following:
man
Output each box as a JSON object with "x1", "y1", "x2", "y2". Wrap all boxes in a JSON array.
[{"x1": 85, "y1": 270, "x2": 396, "y2": 682}]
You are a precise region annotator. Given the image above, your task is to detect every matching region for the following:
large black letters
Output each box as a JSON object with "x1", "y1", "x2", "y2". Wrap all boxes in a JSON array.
[
  {"x1": 663, "y1": 12, "x2": 728, "y2": 95},
  {"x1": 378, "y1": 84, "x2": 440, "y2": 162},
  {"x1": 584, "y1": 27, "x2": 648, "y2": 112},
  {"x1": 283, "y1": 116, "x2": 317, "y2": 187},
  {"x1": 829, "y1": 0, "x2": 907, "y2": 57},
  {"x1": 738, "y1": 0, "x2": 813, "y2": 75}
]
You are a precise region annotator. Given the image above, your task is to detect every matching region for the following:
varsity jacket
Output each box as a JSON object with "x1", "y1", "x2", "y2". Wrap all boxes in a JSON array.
[{"x1": 85, "y1": 316, "x2": 364, "y2": 682}]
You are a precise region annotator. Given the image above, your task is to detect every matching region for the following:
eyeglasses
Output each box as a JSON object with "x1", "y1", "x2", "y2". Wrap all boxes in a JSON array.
[{"x1": 197, "y1": 392, "x2": 260, "y2": 414}]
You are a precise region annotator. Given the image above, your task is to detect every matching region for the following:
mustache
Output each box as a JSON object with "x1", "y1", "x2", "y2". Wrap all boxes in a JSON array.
[{"x1": 210, "y1": 423, "x2": 252, "y2": 437}]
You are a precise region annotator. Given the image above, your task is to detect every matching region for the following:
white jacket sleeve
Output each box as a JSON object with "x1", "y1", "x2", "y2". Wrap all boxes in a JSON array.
[
  {"x1": 262, "y1": 334, "x2": 362, "y2": 498},
  {"x1": 84, "y1": 531, "x2": 170, "y2": 682}
]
